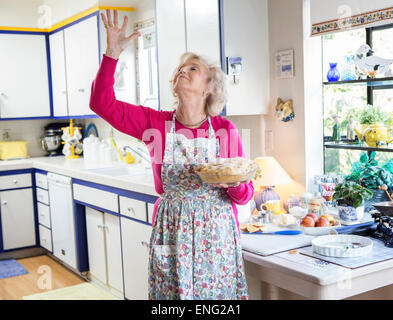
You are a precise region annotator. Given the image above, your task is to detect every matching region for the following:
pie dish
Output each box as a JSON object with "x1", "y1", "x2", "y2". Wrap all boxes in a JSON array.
[{"x1": 195, "y1": 157, "x2": 261, "y2": 184}]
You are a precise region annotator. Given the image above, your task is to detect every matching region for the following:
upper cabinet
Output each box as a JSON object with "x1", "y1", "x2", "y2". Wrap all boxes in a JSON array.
[
  {"x1": 156, "y1": 0, "x2": 269, "y2": 115},
  {"x1": 0, "y1": 33, "x2": 51, "y2": 119},
  {"x1": 50, "y1": 14, "x2": 99, "y2": 117},
  {"x1": 223, "y1": 0, "x2": 270, "y2": 115}
]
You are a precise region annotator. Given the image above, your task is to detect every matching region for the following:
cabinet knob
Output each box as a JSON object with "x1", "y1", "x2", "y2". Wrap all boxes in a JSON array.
[
  {"x1": 141, "y1": 241, "x2": 150, "y2": 249},
  {"x1": 2, "y1": 200, "x2": 7, "y2": 205},
  {"x1": 78, "y1": 88, "x2": 85, "y2": 93},
  {"x1": 13, "y1": 180, "x2": 18, "y2": 184},
  {"x1": 127, "y1": 207, "x2": 136, "y2": 216}
]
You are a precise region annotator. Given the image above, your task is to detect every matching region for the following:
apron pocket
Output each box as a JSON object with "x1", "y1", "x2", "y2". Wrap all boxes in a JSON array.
[{"x1": 152, "y1": 244, "x2": 177, "y2": 274}]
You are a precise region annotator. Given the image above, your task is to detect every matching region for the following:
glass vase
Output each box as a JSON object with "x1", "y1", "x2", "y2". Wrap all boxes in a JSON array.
[
  {"x1": 327, "y1": 62, "x2": 340, "y2": 82},
  {"x1": 341, "y1": 55, "x2": 357, "y2": 81}
]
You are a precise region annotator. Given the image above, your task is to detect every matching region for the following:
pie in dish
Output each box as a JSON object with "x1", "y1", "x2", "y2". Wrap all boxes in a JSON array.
[{"x1": 195, "y1": 157, "x2": 261, "y2": 184}]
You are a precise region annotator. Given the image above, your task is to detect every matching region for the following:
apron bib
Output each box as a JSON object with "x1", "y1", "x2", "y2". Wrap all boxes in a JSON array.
[{"x1": 148, "y1": 113, "x2": 248, "y2": 300}]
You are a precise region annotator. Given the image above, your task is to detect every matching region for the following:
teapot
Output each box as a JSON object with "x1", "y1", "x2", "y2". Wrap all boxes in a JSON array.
[{"x1": 354, "y1": 122, "x2": 393, "y2": 147}]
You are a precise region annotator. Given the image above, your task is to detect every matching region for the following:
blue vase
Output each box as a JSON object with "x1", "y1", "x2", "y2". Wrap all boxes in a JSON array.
[
  {"x1": 327, "y1": 63, "x2": 340, "y2": 82},
  {"x1": 341, "y1": 55, "x2": 357, "y2": 81}
]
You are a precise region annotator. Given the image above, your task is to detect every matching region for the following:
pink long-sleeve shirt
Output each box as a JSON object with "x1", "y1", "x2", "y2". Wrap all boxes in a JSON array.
[{"x1": 90, "y1": 54, "x2": 254, "y2": 235}]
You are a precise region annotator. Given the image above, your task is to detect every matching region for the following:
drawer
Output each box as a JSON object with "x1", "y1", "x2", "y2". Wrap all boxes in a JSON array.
[
  {"x1": 120, "y1": 196, "x2": 146, "y2": 221},
  {"x1": 37, "y1": 202, "x2": 51, "y2": 228},
  {"x1": 0, "y1": 173, "x2": 31, "y2": 190},
  {"x1": 73, "y1": 183, "x2": 118, "y2": 213},
  {"x1": 35, "y1": 172, "x2": 48, "y2": 190},
  {"x1": 147, "y1": 203, "x2": 154, "y2": 225},
  {"x1": 36, "y1": 188, "x2": 49, "y2": 205},
  {"x1": 39, "y1": 224, "x2": 52, "y2": 252}
]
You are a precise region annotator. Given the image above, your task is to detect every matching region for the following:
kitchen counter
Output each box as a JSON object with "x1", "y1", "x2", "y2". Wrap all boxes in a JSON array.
[
  {"x1": 2, "y1": 156, "x2": 393, "y2": 300},
  {"x1": 0, "y1": 156, "x2": 157, "y2": 197}
]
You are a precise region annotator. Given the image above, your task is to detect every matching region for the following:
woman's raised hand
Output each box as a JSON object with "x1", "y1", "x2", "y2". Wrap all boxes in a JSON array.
[{"x1": 101, "y1": 9, "x2": 141, "y2": 60}]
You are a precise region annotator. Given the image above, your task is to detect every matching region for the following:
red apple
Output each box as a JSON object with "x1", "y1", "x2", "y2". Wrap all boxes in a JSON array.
[
  {"x1": 306, "y1": 213, "x2": 319, "y2": 223},
  {"x1": 316, "y1": 217, "x2": 330, "y2": 227},
  {"x1": 301, "y1": 216, "x2": 315, "y2": 227}
]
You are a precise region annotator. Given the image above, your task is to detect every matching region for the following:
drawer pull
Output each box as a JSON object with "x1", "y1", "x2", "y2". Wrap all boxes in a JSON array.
[
  {"x1": 2, "y1": 200, "x2": 7, "y2": 205},
  {"x1": 13, "y1": 180, "x2": 18, "y2": 184},
  {"x1": 141, "y1": 241, "x2": 150, "y2": 248},
  {"x1": 127, "y1": 207, "x2": 136, "y2": 216}
]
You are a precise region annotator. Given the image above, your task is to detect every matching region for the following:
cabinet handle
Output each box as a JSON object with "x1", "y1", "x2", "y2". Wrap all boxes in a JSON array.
[
  {"x1": 2, "y1": 200, "x2": 7, "y2": 206},
  {"x1": 127, "y1": 207, "x2": 136, "y2": 216},
  {"x1": 141, "y1": 241, "x2": 150, "y2": 249},
  {"x1": 78, "y1": 88, "x2": 85, "y2": 93},
  {"x1": 13, "y1": 180, "x2": 18, "y2": 184},
  {"x1": 97, "y1": 224, "x2": 102, "y2": 229}
]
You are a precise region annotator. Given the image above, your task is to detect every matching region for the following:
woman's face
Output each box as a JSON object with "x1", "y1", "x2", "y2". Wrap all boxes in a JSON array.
[{"x1": 173, "y1": 58, "x2": 209, "y2": 97}]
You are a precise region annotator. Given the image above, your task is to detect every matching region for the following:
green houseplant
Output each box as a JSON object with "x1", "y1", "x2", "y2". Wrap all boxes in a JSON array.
[
  {"x1": 345, "y1": 151, "x2": 393, "y2": 190},
  {"x1": 333, "y1": 181, "x2": 373, "y2": 222},
  {"x1": 359, "y1": 104, "x2": 387, "y2": 125}
]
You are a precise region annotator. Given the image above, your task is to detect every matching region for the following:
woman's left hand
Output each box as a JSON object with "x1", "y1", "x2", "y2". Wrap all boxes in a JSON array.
[{"x1": 209, "y1": 180, "x2": 250, "y2": 189}]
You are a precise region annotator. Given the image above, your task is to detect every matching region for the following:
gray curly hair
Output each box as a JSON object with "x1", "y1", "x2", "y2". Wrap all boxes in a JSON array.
[{"x1": 170, "y1": 52, "x2": 228, "y2": 117}]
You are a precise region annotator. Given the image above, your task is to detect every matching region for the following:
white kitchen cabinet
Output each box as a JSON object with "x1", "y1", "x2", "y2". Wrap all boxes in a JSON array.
[
  {"x1": 49, "y1": 30, "x2": 68, "y2": 117},
  {"x1": 223, "y1": 0, "x2": 269, "y2": 115},
  {"x1": 49, "y1": 15, "x2": 99, "y2": 117},
  {"x1": 156, "y1": 0, "x2": 187, "y2": 110},
  {"x1": 121, "y1": 217, "x2": 152, "y2": 300},
  {"x1": 0, "y1": 188, "x2": 36, "y2": 250},
  {"x1": 64, "y1": 15, "x2": 99, "y2": 117},
  {"x1": 156, "y1": 0, "x2": 221, "y2": 111},
  {"x1": 85, "y1": 207, "x2": 123, "y2": 293},
  {"x1": 0, "y1": 33, "x2": 50, "y2": 118},
  {"x1": 119, "y1": 196, "x2": 147, "y2": 221}
]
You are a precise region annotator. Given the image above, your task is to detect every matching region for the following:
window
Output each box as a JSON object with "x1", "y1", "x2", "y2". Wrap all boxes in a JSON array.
[
  {"x1": 322, "y1": 24, "x2": 393, "y2": 175},
  {"x1": 134, "y1": 19, "x2": 159, "y2": 109}
]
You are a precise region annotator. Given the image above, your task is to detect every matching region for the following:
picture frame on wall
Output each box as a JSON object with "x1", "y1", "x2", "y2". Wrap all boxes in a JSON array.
[{"x1": 276, "y1": 49, "x2": 294, "y2": 79}]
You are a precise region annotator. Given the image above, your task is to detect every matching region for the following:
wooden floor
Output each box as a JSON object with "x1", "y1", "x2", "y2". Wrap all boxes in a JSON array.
[{"x1": 0, "y1": 255, "x2": 85, "y2": 300}]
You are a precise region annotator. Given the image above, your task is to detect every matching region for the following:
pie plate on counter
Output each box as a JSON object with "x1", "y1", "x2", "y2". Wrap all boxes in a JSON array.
[
  {"x1": 195, "y1": 157, "x2": 260, "y2": 184},
  {"x1": 311, "y1": 234, "x2": 373, "y2": 258}
]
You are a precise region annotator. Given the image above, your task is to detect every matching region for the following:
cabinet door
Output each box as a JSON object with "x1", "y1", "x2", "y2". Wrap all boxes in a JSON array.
[
  {"x1": 185, "y1": 0, "x2": 221, "y2": 64},
  {"x1": 156, "y1": 0, "x2": 186, "y2": 110},
  {"x1": 121, "y1": 217, "x2": 152, "y2": 300},
  {"x1": 49, "y1": 30, "x2": 68, "y2": 117},
  {"x1": 64, "y1": 15, "x2": 99, "y2": 116},
  {"x1": 104, "y1": 213, "x2": 123, "y2": 293},
  {"x1": 1, "y1": 188, "x2": 36, "y2": 250},
  {"x1": 85, "y1": 207, "x2": 107, "y2": 284},
  {"x1": 0, "y1": 33, "x2": 50, "y2": 118}
]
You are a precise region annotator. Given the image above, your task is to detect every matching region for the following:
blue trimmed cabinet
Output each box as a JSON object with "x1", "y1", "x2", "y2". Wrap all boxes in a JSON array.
[
  {"x1": 72, "y1": 179, "x2": 157, "y2": 299},
  {"x1": 35, "y1": 170, "x2": 53, "y2": 252},
  {"x1": 0, "y1": 170, "x2": 37, "y2": 251}
]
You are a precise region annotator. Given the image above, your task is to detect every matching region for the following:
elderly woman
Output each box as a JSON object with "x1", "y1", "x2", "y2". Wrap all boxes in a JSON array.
[{"x1": 90, "y1": 10, "x2": 254, "y2": 300}]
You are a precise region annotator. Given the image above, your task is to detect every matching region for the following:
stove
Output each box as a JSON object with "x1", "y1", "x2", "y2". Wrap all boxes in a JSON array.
[{"x1": 371, "y1": 212, "x2": 393, "y2": 248}]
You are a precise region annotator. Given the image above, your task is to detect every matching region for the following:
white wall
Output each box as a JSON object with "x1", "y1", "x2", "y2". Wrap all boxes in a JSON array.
[{"x1": 0, "y1": 0, "x2": 45, "y2": 28}]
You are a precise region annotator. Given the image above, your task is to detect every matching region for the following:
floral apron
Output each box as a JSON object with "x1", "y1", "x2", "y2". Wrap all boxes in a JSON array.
[{"x1": 148, "y1": 113, "x2": 248, "y2": 300}]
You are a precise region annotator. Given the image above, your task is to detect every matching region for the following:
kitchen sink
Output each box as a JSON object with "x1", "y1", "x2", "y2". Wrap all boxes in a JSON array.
[{"x1": 86, "y1": 165, "x2": 152, "y2": 177}]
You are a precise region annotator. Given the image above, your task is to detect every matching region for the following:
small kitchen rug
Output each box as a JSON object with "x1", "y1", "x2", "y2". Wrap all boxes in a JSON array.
[
  {"x1": 0, "y1": 259, "x2": 28, "y2": 280},
  {"x1": 22, "y1": 282, "x2": 121, "y2": 300}
]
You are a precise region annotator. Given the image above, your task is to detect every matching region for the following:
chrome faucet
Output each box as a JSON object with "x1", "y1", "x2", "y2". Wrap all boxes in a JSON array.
[{"x1": 122, "y1": 145, "x2": 151, "y2": 165}]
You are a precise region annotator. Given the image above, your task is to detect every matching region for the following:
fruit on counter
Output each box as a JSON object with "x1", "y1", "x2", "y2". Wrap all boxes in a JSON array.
[
  {"x1": 316, "y1": 217, "x2": 330, "y2": 227},
  {"x1": 240, "y1": 222, "x2": 267, "y2": 233},
  {"x1": 306, "y1": 213, "x2": 319, "y2": 223},
  {"x1": 300, "y1": 216, "x2": 315, "y2": 227},
  {"x1": 320, "y1": 214, "x2": 336, "y2": 225}
]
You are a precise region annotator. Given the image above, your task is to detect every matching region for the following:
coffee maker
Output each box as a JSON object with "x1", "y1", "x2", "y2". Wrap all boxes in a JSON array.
[{"x1": 41, "y1": 122, "x2": 69, "y2": 156}]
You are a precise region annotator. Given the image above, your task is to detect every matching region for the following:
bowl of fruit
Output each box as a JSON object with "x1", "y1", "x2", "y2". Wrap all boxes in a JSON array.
[{"x1": 300, "y1": 213, "x2": 341, "y2": 236}]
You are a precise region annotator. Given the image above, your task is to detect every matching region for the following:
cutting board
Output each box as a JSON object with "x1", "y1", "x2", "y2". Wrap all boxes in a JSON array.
[{"x1": 240, "y1": 224, "x2": 314, "y2": 256}]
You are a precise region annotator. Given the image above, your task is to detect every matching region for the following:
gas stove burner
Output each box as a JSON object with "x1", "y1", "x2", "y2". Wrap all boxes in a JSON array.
[{"x1": 371, "y1": 212, "x2": 393, "y2": 247}]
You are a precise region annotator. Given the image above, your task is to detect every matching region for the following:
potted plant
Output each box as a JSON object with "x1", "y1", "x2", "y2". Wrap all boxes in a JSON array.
[
  {"x1": 333, "y1": 181, "x2": 373, "y2": 223},
  {"x1": 345, "y1": 152, "x2": 393, "y2": 208}
]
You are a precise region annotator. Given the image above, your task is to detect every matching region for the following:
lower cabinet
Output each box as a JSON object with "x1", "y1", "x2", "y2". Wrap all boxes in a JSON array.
[
  {"x1": 121, "y1": 216, "x2": 152, "y2": 300},
  {"x1": 0, "y1": 188, "x2": 36, "y2": 250},
  {"x1": 85, "y1": 207, "x2": 123, "y2": 294}
]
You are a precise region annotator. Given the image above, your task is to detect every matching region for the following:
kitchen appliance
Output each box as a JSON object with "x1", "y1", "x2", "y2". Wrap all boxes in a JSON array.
[
  {"x1": 47, "y1": 173, "x2": 77, "y2": 269},
  {"x1": 41, "y1": 122, "x2": 69, "y2": 156},
  {"x1": 0, "y1": 140, "x2": 28, "y2": 160}
]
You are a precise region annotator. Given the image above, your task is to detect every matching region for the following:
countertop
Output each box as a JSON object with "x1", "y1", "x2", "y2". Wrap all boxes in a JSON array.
[{"x1": 0, "y1": 156, "x2": 157, "y2": 197}]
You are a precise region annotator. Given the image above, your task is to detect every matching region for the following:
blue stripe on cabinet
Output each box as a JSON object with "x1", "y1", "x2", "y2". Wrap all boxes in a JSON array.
[
  {"x1": 72, "y1": 178, "x2": 159, "y2": 204},
  {"x1": 74, "y1": 200, "x2": 120, "y2": 217},
  {"x1": 73, "y1": 202, "x2": 89, "y2": 272},
  {"x1": 35, "y1": 169, "x2": 48, "y2": 175}
]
